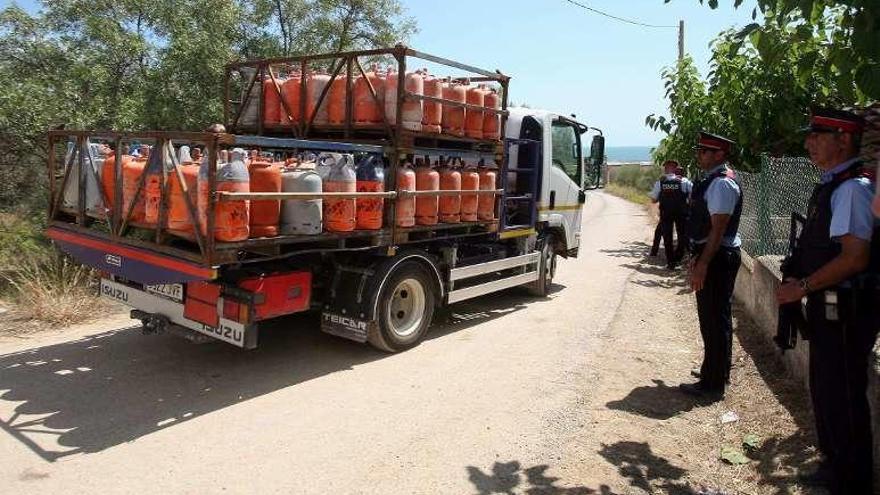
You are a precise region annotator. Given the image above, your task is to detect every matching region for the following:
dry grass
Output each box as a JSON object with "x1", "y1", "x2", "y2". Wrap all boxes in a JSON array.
[{"x1": 1, "y1": 249, "x2": 105, "y2": 328}]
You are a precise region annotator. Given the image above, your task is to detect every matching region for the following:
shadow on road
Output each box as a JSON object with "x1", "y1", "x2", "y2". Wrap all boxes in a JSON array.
[
  {"x1": 600, "y1": 241, "x2": 690, "y2": 293},
  {"x1": 466, "y1": 460, "x2": 614, "y2": 495},
  {"x1": 597, "y1": 441, "x2": 693, "y2": 495},
  {"x1": 465, "y1": 441, "x2": 695, "y2": 495},
  {"x1": 604, "y1": 379, "x2": 705, "y2": 420},
  {"x1": 0, "y1": 286, "x2": 541, "y2": 463},
  {"x1": 599, "y1": 241, "x2": 656, "y2": 260}
]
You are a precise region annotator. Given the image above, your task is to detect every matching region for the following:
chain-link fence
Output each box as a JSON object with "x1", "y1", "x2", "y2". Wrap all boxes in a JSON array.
[{"x1": 737, "y1": 155, "x2": 819, "y2": 256}]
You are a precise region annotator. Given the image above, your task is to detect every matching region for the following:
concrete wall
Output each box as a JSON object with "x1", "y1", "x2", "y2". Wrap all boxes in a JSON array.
[
  {"x1": 734, "y1": 252, "x2": 880, "y2": 484},
  {"x1": 734, "y1": 252, "x2": 810, "y2": 387}
]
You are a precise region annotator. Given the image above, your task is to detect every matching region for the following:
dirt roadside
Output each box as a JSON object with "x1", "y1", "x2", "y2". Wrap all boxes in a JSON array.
[{"x1": 547, "y1": 198, "x2": 822, "y2": 494}]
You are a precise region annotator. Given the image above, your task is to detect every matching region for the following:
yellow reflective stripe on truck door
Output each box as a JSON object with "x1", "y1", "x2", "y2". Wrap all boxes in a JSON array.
[{"x1": 537, "y1": 204, "x2": 582, "y2": 212}]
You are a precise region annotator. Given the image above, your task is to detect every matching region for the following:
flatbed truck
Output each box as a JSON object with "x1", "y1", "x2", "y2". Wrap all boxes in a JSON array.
[{"x1": 46, "y1": 46, "x2": 605, "y2": 351}]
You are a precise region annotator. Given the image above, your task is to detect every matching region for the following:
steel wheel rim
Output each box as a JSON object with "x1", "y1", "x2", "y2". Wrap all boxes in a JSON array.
[{"x1": 386, "y1": 278, "x2": 427, "y2": 338}]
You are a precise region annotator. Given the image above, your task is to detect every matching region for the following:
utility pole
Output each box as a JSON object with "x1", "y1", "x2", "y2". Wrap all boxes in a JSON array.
[{"x1": 678, "y1": 20, "x2": 685, "y2": 61}]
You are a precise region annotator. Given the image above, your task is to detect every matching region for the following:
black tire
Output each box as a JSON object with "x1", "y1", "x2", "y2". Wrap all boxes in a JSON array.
[
  {"x1": 527, "y1": 235, "x2": 557, "y2": 297},
  {"x1": 368, "y1": 261, "x2": 436, "y2": 353}
]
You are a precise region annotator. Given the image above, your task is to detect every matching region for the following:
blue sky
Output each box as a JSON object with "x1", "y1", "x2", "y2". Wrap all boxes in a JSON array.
[
  {"x1": 2, "y1": 0, "x2": 758, "y2": 146},
  {"x1": 405, "y1": 0, "x2": 758, "y2": 146}
]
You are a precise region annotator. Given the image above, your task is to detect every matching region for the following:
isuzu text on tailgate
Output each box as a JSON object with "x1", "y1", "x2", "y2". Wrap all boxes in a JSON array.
[{"x1": 100, "y1": 279, "x2": 252, "y2": 348}]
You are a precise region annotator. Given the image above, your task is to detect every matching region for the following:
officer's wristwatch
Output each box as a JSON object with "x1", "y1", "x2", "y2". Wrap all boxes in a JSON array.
[{"x1": 798, "y1": 278, "x2": 812, "y2": 295}]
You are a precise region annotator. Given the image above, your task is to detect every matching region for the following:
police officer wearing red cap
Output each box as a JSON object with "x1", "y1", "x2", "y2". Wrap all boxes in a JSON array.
[
  {"x1": 776, "y1": 108, "x2": 878, "y2": 493},
  {"x1": 680, "y1": 132, "x2": 742, "y2": 401},
  {"x1": 649, "y1": 160, "x2": 692, "y2": 269}
]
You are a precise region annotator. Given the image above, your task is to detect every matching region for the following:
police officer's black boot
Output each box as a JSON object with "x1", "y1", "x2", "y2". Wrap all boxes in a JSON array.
[
  {"x1": 650, "y1": 222, "x2": 661, "y2": 257},
  {"x1": 678, "y1": 381, "x2": 724, "y2": 402}
]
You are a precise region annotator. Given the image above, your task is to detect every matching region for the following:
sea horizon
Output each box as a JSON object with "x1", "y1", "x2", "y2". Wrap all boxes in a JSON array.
[{"x1": 605, "y1": 145, "x2": 655, "y2": 164}]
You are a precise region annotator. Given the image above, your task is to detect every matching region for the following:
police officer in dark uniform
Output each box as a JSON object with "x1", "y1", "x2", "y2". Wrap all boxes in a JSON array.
[
  {"x1": 680, "y1": 132, "x2": 742, "y2": 401},
  {"x1": 649, "y1": 160, "x2": 692, "y2": 268},
  {"x1": 776, "y1": 108, "x2": 878, "y2": 494}
]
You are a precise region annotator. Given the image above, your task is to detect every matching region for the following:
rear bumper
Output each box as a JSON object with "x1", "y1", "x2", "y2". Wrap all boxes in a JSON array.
[
  {"x1": 100, "y1": 279, "x2": 256, "y2": 349},
  {"x1": 48, "y1": 226, "x2": 216, "y2": 284}
]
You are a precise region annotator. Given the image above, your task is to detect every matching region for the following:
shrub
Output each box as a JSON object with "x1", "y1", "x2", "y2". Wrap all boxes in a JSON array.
[
  {"x1": 1, "y1": 247, "x2": 102, "y2": 325},
  {"x1": 0, "y1": 212, "x2": 46, "y2": 265},
  {"x1": 612, "y1": 164, "x2": 662, "y2": 192}
]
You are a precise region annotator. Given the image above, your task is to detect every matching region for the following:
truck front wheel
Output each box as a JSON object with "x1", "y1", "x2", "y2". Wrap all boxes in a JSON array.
[
  {"x1": 527, "y1": 235, "x2": 557, "y2": 297},
  {"x1": 369, "y1": 261, "x2": 436, "y2": 353}
]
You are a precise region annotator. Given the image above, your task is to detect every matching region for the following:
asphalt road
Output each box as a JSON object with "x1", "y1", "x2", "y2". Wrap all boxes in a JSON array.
[{"x1": 0, "y1": 191, "x2": 651, "y2": 494}]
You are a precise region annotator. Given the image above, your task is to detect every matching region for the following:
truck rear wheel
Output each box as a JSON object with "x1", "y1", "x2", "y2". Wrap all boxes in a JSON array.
[
  {"x1": 368, "y1": 261, "x2": 436, "y2": 353},
  {"x1": 527, "y1": 235, "x2": 557, "y2": 297}
]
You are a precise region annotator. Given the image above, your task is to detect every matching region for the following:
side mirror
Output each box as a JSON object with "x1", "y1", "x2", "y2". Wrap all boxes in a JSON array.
[{"x1": 590, "y1": 135, "x2": 605, "y2": 165}]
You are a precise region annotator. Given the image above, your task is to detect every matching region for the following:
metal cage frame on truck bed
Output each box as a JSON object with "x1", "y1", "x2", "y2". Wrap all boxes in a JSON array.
[
  {"x1": 46, "y1": 47, "x2": 517, "y2": 275},
  {"x1": 224, "y1": 44, "x2": 510, "y2": 150},
  {"x1": 47, "y1": 131, "x2": 506, "y2": 269}
]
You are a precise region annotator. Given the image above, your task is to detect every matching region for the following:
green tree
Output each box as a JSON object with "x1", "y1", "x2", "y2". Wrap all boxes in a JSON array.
[
  {"x1": 645, "y1": 56, "x2": 722, "y2": 175},
  {"x1": 648, "y1": 3, "x2": 871, "y2": 171},
  {"x1": 0, "y1": 0, "x2": 415, "y2": 212},
  {"x1": 257, "y1": 0, "x2": 416, "y2": 57},
  {"x1": 680, "y1": 0, "x2": 879, "y2": 100}
]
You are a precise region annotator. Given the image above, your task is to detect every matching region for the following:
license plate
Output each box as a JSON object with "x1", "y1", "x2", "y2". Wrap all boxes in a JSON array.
[{"x1": 144, "y1": 283, "x2": 184, "y2": 303}]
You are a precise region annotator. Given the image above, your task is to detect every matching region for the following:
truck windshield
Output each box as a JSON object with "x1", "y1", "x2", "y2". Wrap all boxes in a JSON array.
[{"x1": 550, "y1": 121, "x2": 581, "y2": 186}]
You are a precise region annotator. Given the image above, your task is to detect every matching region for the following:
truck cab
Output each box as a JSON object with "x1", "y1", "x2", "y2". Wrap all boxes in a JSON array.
[{"x1": 505, "y1": 108, "x2": 603, "y2": 257}]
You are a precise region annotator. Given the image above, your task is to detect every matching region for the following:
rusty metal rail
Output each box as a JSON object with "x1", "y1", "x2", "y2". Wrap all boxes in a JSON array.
[{"x1": 216, "y1": 189, "x2": 503, "y2": 201}]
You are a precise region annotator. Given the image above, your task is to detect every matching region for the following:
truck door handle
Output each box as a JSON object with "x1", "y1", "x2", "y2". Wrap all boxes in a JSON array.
[{"x1": 549, "y1": 191, "x2": 556, "y2": 210}]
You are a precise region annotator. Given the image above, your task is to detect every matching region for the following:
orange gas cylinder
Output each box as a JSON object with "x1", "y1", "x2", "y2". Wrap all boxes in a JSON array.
[
  {"x1": 167, "y1": 162, "x2": 200, "y2": 233},
  {"x1": 422, "y1": 74, "x2": 443, "y2": 133},
  {"x1": 414, "y1": 158, "x2": 439, "y2": 226},
  {"x1": 478, "y1": 167, "x2": 497, "y2": 221},
  {"x1": 483, "y1": 86, "x2": 501, "y2": 140},
  {"x1": 248, "y1": 157, "x2": 282, "y2": 237},
  {"x1": 355, "y1": 154, "x2": 385, "y2": 230},
  {"x1": 354, "y1": 65, "x2": 384, "y2": 124},
  {"x1": 143, "y1": 153, "x2": 163, "y2": 227},
  {"x1": 322, "y1": 154, "x2": 356, "y2": 232},
  {"x1": 306, "y1": 71, "x2": 331, "y2": 125},
  {"x1": 401, "y1": 70, "x2": 424, "y2": 131},
  {"x1": 263, "y1": 76, "x2": 282, "y2": 126},
  {"x1": 460, "y1": 165, "x2": 479, "y2": 222},
  {"x1": 442, "y1": 81, "x2": 466, "y2": 136},
  {"x1": 121, "y1": 156, "x2": 147, "y2": 224},
  {"x1": 383, "y1": 69, "x2": 397, "y2": 124},
  {"x1": 198, "y1": 149, "x2": 250, "y2": 242},
  {"x1": 396, "y1": 162, "x2": 416, "y2": 227},
  {"x1": 327, "y1": 75, "x2": 347, "y2": 125},
  {"x1": 439, "y1": 162, "x2": 461, "y2": 223},
  {"x1": 101, "y1": 151, "x2": 133, "y2": 209},
  {"x1": 465, "y1": 83, "x2": 485, "y2": 139},
  {"x1": 280, "y1": 73, "x2": 302, "y2": 125}
]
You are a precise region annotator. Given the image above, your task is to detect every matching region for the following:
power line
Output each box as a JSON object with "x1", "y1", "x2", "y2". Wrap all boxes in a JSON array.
[{"x1": 562, "y1": 0, "x2": 678, "y2": 29}]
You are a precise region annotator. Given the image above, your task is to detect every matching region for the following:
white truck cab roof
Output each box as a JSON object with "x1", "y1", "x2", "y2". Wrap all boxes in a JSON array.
[{"x1": 505, "y1": 107, "x2": 589, "y2": 139}]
